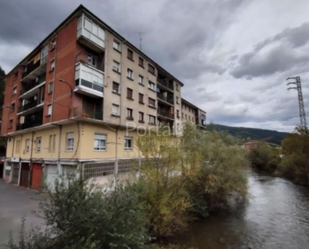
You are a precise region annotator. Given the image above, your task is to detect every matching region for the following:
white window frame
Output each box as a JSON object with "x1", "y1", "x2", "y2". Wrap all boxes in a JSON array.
[
  {"x1": 149, "y1": 115, "x2": 156, "y2": 125},
  {"x1": 127, "y1": 68, "x2": 133, "y2": 79},
  {"x1": 50, "y1": 59, "x2": 55, "y2": 71},
  {"x1": 126, "y1": 108, "x2": 133, "y2": 118},
  {"x1": 66, "y1": 132, "x2": 74, "y2": 151},
  {"x1": 148, "y1": 81, "x2": 156, "y2": 91},
  {"x1": 148, "y1": 97, "x2": 156, "y2": 108},
  {"x1": 48, "y1": 81, "x2": 54, "y2": 94},
  {"x1": 138, "y1": 75, "x2": 144, "y2": 85},
  {"x1": 113, "y1": 60, "x2": 120, "y2": 73},
  {"x1": 112, "y1": 104, "x2": 120, "y2": 116},
  {"x1": 113, "y1": 40, "x2": 121, "y2": 51},
  {"x1": 47, "y1": 104, "x2": 52, "y2": 116},
  {"x1": 124, "y1": 136, "x2": 133, "y2": 151},
  {"x1": 36, "y1": 137, "x2": 42, "y2": 152},
  {"x1": 87, "y1": 54, "x2": 98, "y2": 67},
  {"x1": 25, "y1": 139, "x2": 30, "y2": 153},
  {"x1": 112, "y1": 82, "x2": 120, "y2": 94},
  {"x1": 13, "y1": 87, "x2": 17, "y2": 95},
  {"x1": 94, "y1": 133, "x2": 107, "y2": 151}
]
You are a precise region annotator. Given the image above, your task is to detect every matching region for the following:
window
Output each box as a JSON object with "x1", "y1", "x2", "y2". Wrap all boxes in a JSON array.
[
  {"x1": 126, "y1": 108, "x2": 133, "y2": 120},
  {"x1": 112, "y1": 82, "x2": 120, "y2": 93},
  {"x1": 138, "y1": 75, "x2": 144, "y2": 85},
  {"x1": 113, "y1": 40, "x2": 121, "y2": 51},
  {"x1": 36, "y1": 137, "x2": 42, "y2": 152},
  {"x1": 113, "y1": 60, "x2": 120, "y2": 73},
  {"x1": 9, "y1": 119, "x2": 13, "y2": 129},
  {"x1": 139, "y1": 93, "x2": 144, "y2": 104},
  {"x1": 176, "y1": 84, "x2": 179, "y2": 91},
  {"x1": 48, "y1": 81, "x2": 54, "y2": 94},
  {"x1": 13, "y1": 87, "x2": 17, "y2": 95},
  {"x1": 148, "y1": 64, "x2": 155, "y2": 75},
  {"x1": 149, "y1": 115, "x2": 156, "y2": 125},
  {"x1": 148, "y1": 97, "x2": 156, "y2": 108},
  {"x1": 87, "y1": 54, "x2": 98, "y2": 67},
  {"x1": 127, "y1": 69, "x2": 133, "y2": 79},
  {"x1": 94, "y1": 133, "x2": 106, "y2": 151},
  {"x1": 127, "y1": 49, "x2": 133, "y2": 60},
  {"x1": 127, "y1": 88, "x2": 133, "y2": 99},
  {"x1": 112, "y1": 104, "x2": 120, "y2": 115},
  {"x1": 66, "y1": 132, "x2": 74, "y2": 151},
  {"x1": 139, "y1": 112, "x2": 144, "y2": 122},
  {"x1": 177, "y1": 110, "x2": 180, "y2": 118},
  {"x1": 14, "y1": 71, "x2": 18, "y2": 80},
  {"x1": 49, "y1": 134, "x2": 56, "y2": 152},
  {"x1": 25, "y1": 139, "x2": 30, "y2": 153},
  {"x1": 15, "y1": 140, "x2": 21, "y2": 154},
  {"x1": 185, "y1": 114, "x2": 187, "y2": 120},
  {"x1": 51, "y1": 39, "x2": 56, "y2": 50},
  {"x1": 47, "y1": 104, "x2": 52, "y2": 116},
  {"x1": 182, "y1": 112, "x2": 184, "y2": 119},
  {"x1": 176, "y1": 97, "x2": 179, "y2": 104},
  {"x1": 50, "y1": 59, "x2": 55, "y2": 71},
  {"x1": 124, "y1": 137, "x2": 133, "y2": 151},
  {"x1": 148, "y1": 81, "x2": 156, "y2": 91},
  {"x1": 10, "y1": 103, "x2": 15, "y2": 112},
  {"x1": 139, "y1": 57, "x2": 144, "y2": 67}
]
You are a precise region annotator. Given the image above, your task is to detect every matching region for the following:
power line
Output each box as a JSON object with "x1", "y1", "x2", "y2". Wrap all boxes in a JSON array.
[{"x1": 286, "y1": 76, "x2": 307, "y2": 128}]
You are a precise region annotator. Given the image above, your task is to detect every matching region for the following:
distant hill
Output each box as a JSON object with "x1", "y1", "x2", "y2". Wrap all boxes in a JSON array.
[{"x1": 210, "y1": 124, "x2": 289, "y2": 145}]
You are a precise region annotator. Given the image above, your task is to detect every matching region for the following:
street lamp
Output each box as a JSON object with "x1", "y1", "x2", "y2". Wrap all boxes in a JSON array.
[{"x1": 59, "y1": 78, "x2": 73, "y2": 97}]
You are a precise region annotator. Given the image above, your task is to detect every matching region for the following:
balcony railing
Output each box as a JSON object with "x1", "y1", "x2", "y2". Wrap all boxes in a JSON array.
[
  {"x1": 18, "y1": 100, "x2": 44, "y2": 113},
  {"x1": 16, "y1": 118, "x2": 43, "y2": 131},
  {"x1": 20, "y1": 75, "x2": 46, "y2": 95},
  {"x1": 158, "y1": 109, "x2": 174, "y2": 119},
  {"x1": 157, "y1": 78, "x2": 174, "y2": 91},
  {"x1": 157, "y1": 93, "x2": 174, "y2": 105},
  {"x1": 72, "y1": 106, "x2": 103, "y2": 121}
]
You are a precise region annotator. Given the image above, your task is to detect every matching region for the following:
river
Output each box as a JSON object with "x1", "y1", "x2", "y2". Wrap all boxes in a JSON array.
[{"x1": 169, "y1": 170, "x2": 309, "y2": 249}]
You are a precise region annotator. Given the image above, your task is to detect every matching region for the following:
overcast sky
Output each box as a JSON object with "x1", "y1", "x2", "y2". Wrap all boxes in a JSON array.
[{"x1": 1, "y1": 0, "x2": 309, "y2": 132}]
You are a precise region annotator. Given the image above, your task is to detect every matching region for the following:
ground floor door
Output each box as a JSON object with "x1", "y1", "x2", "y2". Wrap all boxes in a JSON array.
[
  {"x1": 11, "y1": 163, "x2": 20, "y2": 184},
  {"x1": 31, "y1": 163, "x2": 43, "y2": 191},
  {"x1": 20, "y1": 163, "x2": 30, "y2": 188},
  {"x1": 46, "y1": 165, "x2": 58, "y2": 191},
  {"x1": 0, "y1": 163, "x2": 3, "y2": 179}
]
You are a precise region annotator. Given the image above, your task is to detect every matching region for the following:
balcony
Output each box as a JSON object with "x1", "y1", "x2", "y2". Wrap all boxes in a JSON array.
[
  {"x1": 17, "y1": 100, "x2": 44, "y2": 116},
  {"x1": 16, "y1": 116, "x2": 43, "y2": 131},
  {"x1": 20, "y1": 74, "x2": 46, "y2": 99},
  {"x1": 157, "y1": 78, "x2": 174, "y2": 92},
  {"x1": 158, "y1": 109, "x2": 174, "y2": 120},
  {"x1": 157, "y1": 92, "x2": 174, "y2": 105},
  {"x1": 77, "y1": 14, "x2": 105, "y2": 53},
  {"x1": 22, "y1": 46, "x2": 48, "y2": 83},
  {"x1": 75, "y1": 62, "x2": 104, "y2": 98},
  {"x1": 72, "y1": 106, "x2": 103, "y2": 121}
]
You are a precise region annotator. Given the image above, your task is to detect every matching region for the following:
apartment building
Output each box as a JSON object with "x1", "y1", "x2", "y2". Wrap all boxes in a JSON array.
[{"x1": 1, "y1": 5, "x2": 206, "y2": 190}]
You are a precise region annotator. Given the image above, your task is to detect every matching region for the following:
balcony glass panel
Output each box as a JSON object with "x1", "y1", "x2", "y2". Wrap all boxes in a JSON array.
[
  {"x1": 75, "y1": 63, "x2": 104, "y2": 95},
  {"x1": 77, "y1": 15, "x2": 105, "y2": 49}
]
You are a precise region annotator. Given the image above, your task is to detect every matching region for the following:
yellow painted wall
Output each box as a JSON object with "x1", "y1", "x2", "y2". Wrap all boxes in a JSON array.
[{"x1": 5, "y1": 121, "x2": 143, "y2": 160}]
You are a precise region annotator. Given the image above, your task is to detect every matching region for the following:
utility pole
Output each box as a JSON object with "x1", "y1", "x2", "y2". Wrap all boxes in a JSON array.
[
  {"x1": 136, "y1": 31, "x2": 145, "y2": 51},
  {"x1": 286, "y1": 76, "x2": 307, "y2": 128}
]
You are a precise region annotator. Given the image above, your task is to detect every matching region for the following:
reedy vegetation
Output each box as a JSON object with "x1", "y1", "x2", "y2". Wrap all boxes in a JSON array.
[
  {"x1": 4, "y1": 124, "x2": 249, "y2": 249},
  {"x1": 249, "y1": 126, "x2": 309, "y2": 186}
]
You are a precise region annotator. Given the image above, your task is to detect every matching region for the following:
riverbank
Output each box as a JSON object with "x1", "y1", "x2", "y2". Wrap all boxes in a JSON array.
[{"x1": 164, "y1": 170, "x2": 309, "y2": 249}]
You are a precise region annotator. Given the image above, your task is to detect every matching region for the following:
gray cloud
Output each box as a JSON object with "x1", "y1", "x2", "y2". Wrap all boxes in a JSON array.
[{"x1": 230, "y1": 22, "x2": 309, "y2": 79}]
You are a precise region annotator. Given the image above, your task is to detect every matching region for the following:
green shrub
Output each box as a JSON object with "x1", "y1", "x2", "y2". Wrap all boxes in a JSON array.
[{"x1": 4, "y1": 176, "x2": 149, "y2": 249}]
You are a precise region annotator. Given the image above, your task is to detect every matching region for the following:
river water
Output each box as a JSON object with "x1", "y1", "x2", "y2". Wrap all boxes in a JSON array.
[{"x1": 170, "y1": 170, "x2": 309, "y2": 249}]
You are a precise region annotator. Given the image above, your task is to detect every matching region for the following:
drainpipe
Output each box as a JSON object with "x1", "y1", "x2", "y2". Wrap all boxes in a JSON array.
[
  {"x1": 115, "y1": 127, "x2": 119, "y2": 175},
  {"x1": 18, "y1": 134, "x2": 23, "y2": 185},
  {"x1": 28, "y1": 131, "x2": 34, "y2": 188},
  {"x1": 50, "y1": 34, "x2": 58, "y2": 123},
  {"x1": 57, "y1": 125, "x2": 62, "y2": 175}
]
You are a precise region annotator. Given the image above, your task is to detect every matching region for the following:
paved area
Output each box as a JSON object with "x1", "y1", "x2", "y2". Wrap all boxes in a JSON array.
[{"x1": 0, "y1": 180, "x2": 44, "y2": 245}]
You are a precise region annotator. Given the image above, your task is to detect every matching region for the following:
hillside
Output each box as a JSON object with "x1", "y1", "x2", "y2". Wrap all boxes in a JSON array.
[{"x1": 210, "y1": 124, "x2": 289, "y2": 145}]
